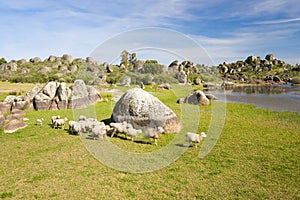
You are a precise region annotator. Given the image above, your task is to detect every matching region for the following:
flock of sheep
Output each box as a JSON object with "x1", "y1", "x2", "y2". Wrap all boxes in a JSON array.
[{"x1": 36, "y1": 115, "x2": 206, "y2": 147}]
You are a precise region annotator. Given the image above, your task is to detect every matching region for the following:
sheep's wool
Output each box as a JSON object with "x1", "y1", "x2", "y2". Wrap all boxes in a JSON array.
[{"x1": 112, "y1": 88, "x2": 181, "y2": 133}]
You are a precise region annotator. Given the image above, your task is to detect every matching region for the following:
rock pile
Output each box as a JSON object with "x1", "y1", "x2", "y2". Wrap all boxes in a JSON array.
[{"x1": 33, "y1": 79, "x2": 102, "y2": 110}]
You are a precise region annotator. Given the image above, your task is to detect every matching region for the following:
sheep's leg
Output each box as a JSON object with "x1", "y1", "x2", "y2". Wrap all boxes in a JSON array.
[
  {"x1": 111, "y1": 129, "x2": 116, "y2": 138},
  {"x1": 154, "y1": 138, "x2": 157, "y2": 146}
]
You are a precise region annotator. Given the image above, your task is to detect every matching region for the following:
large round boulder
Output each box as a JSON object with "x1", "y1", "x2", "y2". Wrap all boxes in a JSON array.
[{"x1": 111, "y1": 88, "x2": 181, "y2": 133}]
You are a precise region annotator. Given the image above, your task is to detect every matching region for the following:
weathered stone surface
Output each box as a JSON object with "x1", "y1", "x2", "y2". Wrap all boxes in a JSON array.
[
  {"x1": 33, "y1": 80, "x2": 101, "y2": 110},
  {"x1": 62, "y1": 54, "x2": 73, "y2": 64},
  {"x1": 6, "y1": 109, "x2": 25, "y2": 121},
  {"x1": 4, "y1": 119, "x2": 27, "y2": 133},
  {"x1": 26, "y1": 86, "x2": 41, "y2": 101},
  {"x1": 0, "y1": 112, "x2": 4, "y2": 129},
  {"x1": 12, "y1": 100, "x2": 32, "y2": 110},
  {"x1": 34, "y1": 93, "x2": 52, "y2": 110},
  {"x1": 265, "y1": 54, "x2": 274, "y2": 61},
  {"x1": 180, "y1": 90, "x2": 210, "y2": 105},
  {"x1": 29, "y1": 57, "x2": 41, "y2": 63},
  {"x1": 0, "y1": 102, "x2": 11, "y2": 113},
  {"x1": 111, "y1": 88, "x2": 181, "y2": 133},
  {"x1": 0, "y1": 62, "x2": 18, "y2": 71},
  {"x1": 176, "y1": 70, "x2": 187, "y2": 84}
]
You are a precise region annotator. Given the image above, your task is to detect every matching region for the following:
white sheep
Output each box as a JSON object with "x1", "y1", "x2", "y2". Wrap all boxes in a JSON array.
[
  {"x1": 52, "y1": 117, "x2": 68, "y2": 129},
  {"x1": 109, "y1": 121, "x2": 131, "y2": 138},
  {"x1": 125, "y1": 127, "x2": 142, "y2": 141},
  {"x1": 36, "y1": 118, "x2": 44, "y2": 126},
  {"x1": 91, "y1": 124, "x2": 107, "y2": 139},
  {"x1": 51, "y1": 115, "x2": 60, "y2": 124},
  {"x1": 186, "y1": 132, "x2": 207, "y2": 149},
  {"x1": 144, "y1": 126, "x2": 165, "y2": 146},
  {"x1": 68, "y1": 120, "x2": 80, "y2": 134}
]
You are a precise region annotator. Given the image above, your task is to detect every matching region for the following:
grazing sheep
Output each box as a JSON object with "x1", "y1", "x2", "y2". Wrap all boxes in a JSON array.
[
  {"x1": 109, "y1": 121, "x2": 131, "y2": 138},
  {"x1": 68, "y1": 120, "x2": 80, "y2": 134},
  {"x1": 125, "y1": 127, "x2": 142, "y2": 141},
  {"x1": 36, "y1": 118, "x2": 44, "y2": 126},
  {"x1": 52, "y1": 117, "x2": 68, "y2": 129},
  {"x1": 78, "y1": 115, "x2": 87, "y2": 121},
  {"x1": 91, "y1": 124, "x2": 107, "y2": 139},
  {"x1": 186, "y1": 132, "x2": 207, "y2": 149},
  {"x1": 144, "y1": 126, "x2": 165, "y2": 146},
  {"x1": 51, "y1": 115, "x2": 60, "y2": 124}
]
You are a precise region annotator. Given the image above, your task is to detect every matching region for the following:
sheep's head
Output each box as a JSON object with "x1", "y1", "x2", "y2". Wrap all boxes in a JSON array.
[
  {"x1": 157, "y1": 126, "x2": 165, "y2": 134},
  {"x1": 200, "y1": 132, "x2": 207, "y2": 138},
  {"x1": 64, "y1": 117, "x2": 68, "y2": 121}
]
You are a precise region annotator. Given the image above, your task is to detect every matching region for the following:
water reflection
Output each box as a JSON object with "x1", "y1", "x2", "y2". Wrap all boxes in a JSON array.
[{"x1": 207, "y1": 84, "x2": 300, "y2": 114}]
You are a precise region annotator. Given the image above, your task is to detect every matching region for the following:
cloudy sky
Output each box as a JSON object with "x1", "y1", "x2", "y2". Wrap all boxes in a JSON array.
[{"x1": 0, "y1": 0, "x2": 299, "y2": 65}]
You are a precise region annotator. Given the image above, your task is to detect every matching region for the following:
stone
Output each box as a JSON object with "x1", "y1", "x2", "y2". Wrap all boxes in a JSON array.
[
  {"x1": 69, "y1": 65, "x2": 78, "y2": 73},
  {"x1": 0, "y1": 62, "x2": 18, "y2": 71},
  {"x1": 180, "y1": 90, "x2": 210, "y2": 105},
  {"x1": 4, "y1": 119, "x2": 27, "y2": 133},
  {"x1": 29, "y1": 57, "x2": 41, "y2": 63},
  {"x1": 0, "y1": 102, "x2": 11, "y2": 113},
  {"x1": 33, "y1": 92, "x2": 52, "y2": 110},
  {"x1": 42, "y1": 81, "x2": 60, "y2": 99},
  {"x1": 221, "y1": 81, "x2": 236, "y2": 89},
  {"x1": 38, "y1": 67, "x2": 52, "y2": 74},
  {"x1": 48, "y1": 55, "x2": 57, "y2": 62},
  {"x1": 57, "y1": 82, "x2": 71, "y2": 109},
  {"x1": 265, "y1": 54, "x2": 274, "y2": 61},
  {"x1": 176, "y1": 70, "x2": 187, "y2": 84},
  {"x1": 12, "y1": 100, "x2": 32, "y2": 110},
  {"x1": 111, "y1": 88, "x2": 181, "y2": 133},
  {"x1": 68, "y1": 79, "x2": 101, "y2": 109},
  {"x1": 273, "y1": 76, "x2": 281, "y2": 82},
  {"x1": 157, "y1": 83, "x2": 172, "y2": 90},
  {"x1": 86, "y1": 57, "x2": 96, "y2": 64},
  {"x1": 26, "y1": 86, "x2": 42, "y2": 101},
  {"x1": 119, "y1": 76, "x2": 131, "y2": 87},
  {"x1": 6, "y1": 109, "x2": 25, "y2": 121},
  {"x1": 0, "y1": 112, "x2": 4, "y2": 129},
  {"x1": 61, "y1": 54, "x2": 73, "y2": 64}
]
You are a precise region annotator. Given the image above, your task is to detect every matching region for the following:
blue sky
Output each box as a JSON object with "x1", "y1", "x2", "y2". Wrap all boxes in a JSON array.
[{"x1": 0, "y1": 0, "x2": 299, "y2": 65}]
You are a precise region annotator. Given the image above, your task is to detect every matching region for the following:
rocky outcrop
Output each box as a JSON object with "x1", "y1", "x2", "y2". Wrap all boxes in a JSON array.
[
  {"x1": 218, "y1": 54, "x2": 294, "y2": 84},
  {"x1": 33, "y1": 80, "x2": 101, "y2": 110},
  {"x1": 178, "y1": 90, "x2": 210, "y2": 105},
  {"x1": 111, "y1": 88, "x2": 181, "y2": 133}
]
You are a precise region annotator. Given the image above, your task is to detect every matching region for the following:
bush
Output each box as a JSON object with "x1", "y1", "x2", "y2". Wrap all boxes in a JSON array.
[{"x1": 140, "y1": 63, "x2": 163, "y2": 75}]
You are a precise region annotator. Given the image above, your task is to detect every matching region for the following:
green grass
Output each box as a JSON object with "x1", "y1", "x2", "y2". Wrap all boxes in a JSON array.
[{"x1": 0, "y1": 86, "x2": 299, "y2": 199}]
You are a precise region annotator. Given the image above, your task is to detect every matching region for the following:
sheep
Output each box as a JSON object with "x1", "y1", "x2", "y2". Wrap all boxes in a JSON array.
[
  {"x1": 78, "y1": 115, "x2": 87, "y2": 121},
  {"x1": 36, "y1": 118, "x2": 44, "y2": 126},
  {"x1": 69, "y1": 120, "x2": 80, "y2": 135},
  {"x1": 109, "y1": 121, "x2": 131, "y2": 138},
  {"x1": 52, "y1": 117, "x2": 68, "y2": 129},
  {"x1": 51, "y1": 115, "x2": 60, "y2": 124},
  {"x1": 91, "y1": 124, "x2": 107, "y2": 139},
  {"x1": 186, "y1": 132, "x2": 207, "y2": 149},
  {"x1": 144, "y1": 126, "x2": 164, "y2": 146},
  {"x1": 125, "y1": 127, "x2": 142, "y2": 141}
]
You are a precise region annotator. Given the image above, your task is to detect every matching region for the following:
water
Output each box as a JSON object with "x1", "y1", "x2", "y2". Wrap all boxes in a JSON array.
[{"x1": 207, "y1": 83, "x2": 300, "y2": 114}]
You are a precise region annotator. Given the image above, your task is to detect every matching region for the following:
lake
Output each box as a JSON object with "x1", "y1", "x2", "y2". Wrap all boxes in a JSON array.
[{"x1": 207, "y1": 83, "x2": 300, "y2": 114}]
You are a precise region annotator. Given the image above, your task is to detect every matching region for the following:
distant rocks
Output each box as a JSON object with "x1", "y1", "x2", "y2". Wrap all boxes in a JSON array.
[
  {"x1": 177, "y1": 90, "x2": 210, "y2": 105},
  {"x1": 218, "y1": 54, "x2": 296, "y2": 84},
  {"x1": 111, "y1": 88, "x2": 181, "y2": 133}
]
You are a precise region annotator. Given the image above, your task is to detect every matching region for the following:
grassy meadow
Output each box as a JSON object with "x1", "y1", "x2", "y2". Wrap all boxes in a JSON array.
[{"x1": 0, "y1": 83, "x2": 299, "y2": 199}]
